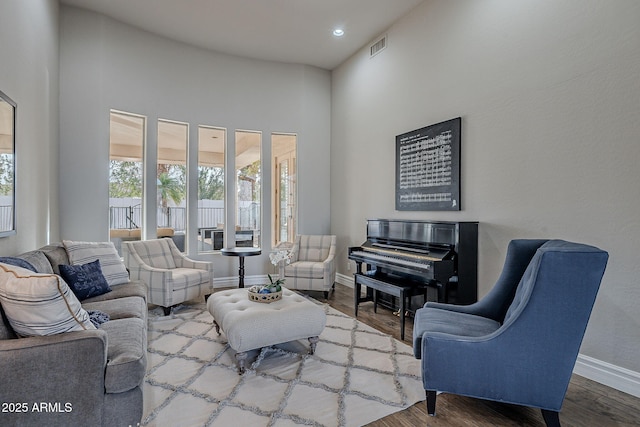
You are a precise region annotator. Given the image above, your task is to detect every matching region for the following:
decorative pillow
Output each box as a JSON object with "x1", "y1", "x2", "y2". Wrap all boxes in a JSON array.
[
  {"x1": 0, "y1": 263, "x2": 96, "y2": 336},
  {"x1": 87, "y1": 310, "x2": 110, "y2": 328},
  {"x1": 63, "y1": 240, "x2": 129, "y2": 286},
  {"x1": 59, "y1": 259, "x2": 112, "y2": 301},
  {"x1": 0, "y1": 257, "x2": 37, "y2": 272}
]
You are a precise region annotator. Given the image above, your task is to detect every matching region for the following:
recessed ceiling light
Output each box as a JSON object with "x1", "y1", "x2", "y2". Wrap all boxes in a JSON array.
[{"x1": 333, "y1": 28, "x2": 344, "y2": 37}]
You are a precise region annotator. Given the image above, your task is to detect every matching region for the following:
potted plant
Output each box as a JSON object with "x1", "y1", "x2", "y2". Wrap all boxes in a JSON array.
[{"x1": 265, "y1": 274, "x2": 284, "y2": 292}]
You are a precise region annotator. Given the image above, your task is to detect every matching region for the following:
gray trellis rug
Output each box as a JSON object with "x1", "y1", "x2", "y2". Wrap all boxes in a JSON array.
[{"x1": 142, "y1": 299, "x2": 424, "y2": 427}]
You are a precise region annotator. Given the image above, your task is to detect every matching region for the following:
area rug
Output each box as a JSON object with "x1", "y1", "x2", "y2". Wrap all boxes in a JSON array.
[{"x1": 142, "y1": 298, "x2": 424, "y2": 427}]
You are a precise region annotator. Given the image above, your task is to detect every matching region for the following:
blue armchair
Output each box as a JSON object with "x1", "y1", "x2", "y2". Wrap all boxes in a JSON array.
[{"x1": 413, "y1": 239, "x2": 608, "y2": 426}]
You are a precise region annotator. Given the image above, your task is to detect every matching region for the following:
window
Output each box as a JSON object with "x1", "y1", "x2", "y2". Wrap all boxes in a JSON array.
[
  {"x1": 109, "y1": 111, "x2": 145, "y2": 238},
  {"x1": 235, "y1": 130, "x2": 261, "y2": 248},
  {"x1": 198, "y1": 126, "x2": 226, "y2": 252},
  {"x1": 157, "y1": 119, "x2": 187, "y2": 250},
  {"x1": 107, "y1": 109, "x2": 296, "y2": 256},
  {"x1": 0, "y1": 91, "x2": 16, "y2": 236},
  {"x1": 272, "y1": 133, "x2": 297, "y2": 246}
]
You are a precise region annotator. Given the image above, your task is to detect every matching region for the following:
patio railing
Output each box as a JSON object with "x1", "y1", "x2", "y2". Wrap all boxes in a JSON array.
[
  {"x1": 109, "y1": 204, "x2": 142, "y2": 229},
  {"x1": 109, "y1": 205, "x2": 257, "y2": 233}
]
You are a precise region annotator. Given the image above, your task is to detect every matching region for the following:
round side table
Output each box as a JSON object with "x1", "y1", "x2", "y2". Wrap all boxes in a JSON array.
[{"x1": 220, "y1": 247, "x2": 261, "y2": 288}]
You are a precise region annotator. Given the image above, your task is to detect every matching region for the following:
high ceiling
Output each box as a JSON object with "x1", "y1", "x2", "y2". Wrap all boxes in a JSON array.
[{"x1": 60, "y1": 0, "x2": 425, "y2": 70}]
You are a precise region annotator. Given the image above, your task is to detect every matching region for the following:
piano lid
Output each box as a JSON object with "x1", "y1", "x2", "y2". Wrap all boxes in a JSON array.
[{"x1": 366, "y1": 219, "x2": 467, "y2": 249}]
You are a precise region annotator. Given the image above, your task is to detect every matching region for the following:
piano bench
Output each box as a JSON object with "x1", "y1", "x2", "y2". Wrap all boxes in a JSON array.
[{"x1": 354, "y1": 273, "x2": 428, "y2": 341}]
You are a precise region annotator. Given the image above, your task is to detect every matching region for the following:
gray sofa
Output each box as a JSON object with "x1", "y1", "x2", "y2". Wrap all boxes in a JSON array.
[{"x1": 0, "y1": 243, "x2": 148, "y2": 427}]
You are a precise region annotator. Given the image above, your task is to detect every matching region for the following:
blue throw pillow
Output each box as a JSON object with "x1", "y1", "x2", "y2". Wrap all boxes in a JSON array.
[
  {"x1": 0, "y1": 256, "x2": 37, "y2": 272},
  {"x1": 87, "y1": 310, "x2": 110, "y2": 328},
  {"x1": 59, "y1": 259, "x2": 112, "y2": 301}
]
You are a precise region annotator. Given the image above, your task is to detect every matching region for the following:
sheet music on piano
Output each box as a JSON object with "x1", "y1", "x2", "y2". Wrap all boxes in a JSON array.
[{"x1": 348, "y1": 219, "x2": 478, "y2": 340}]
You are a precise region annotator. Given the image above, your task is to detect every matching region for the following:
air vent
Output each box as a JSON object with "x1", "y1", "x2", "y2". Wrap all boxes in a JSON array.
[{"x1": 370, "y1": 34, "x2": 387, "y2": 58}]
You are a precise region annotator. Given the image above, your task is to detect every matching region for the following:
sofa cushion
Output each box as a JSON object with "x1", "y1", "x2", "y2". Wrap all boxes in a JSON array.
[
  {"x1": 39, "y1": 244, "x2": 70, "y2": 275},
  {"x1": 167, "y1": 267, "x2": 210, "y2": 291},
  {"x1": 0, "y1": 263, "x2": 96, "y2": 337},
  {"x1": 14, "y1": 250, "x2": 54, "y2": 274},
  {"x1": 82, "y1": 280, "x2": 147, "y2": 304},
  {"x1": 83, "y1": 296, "x2": 147, "y2": 321},
  {"x1": 0, "y1": 304, "x2": 17, "y2": 339},
  {"x1": 284, "y1": 261, "x2": 325, "y2": 279},
  {"x1": 59, "y1": 259, "x2": 112, "y2": 301},
  {"x1": 413, "y1": 307, "x2": 501, "y2": 359},
  {"x1": 100, "y1": 317, "x2": 147, "y2": 393},
  {"x1": 63, "y1": 240, "x2": 129, "y2": 286}
]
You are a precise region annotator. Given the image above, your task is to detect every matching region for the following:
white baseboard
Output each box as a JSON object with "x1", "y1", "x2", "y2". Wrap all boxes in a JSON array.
[
  {"x1": 218, "y1": 273, "x2": 353, "y2": 289},
  {"x1": 574, "y1": 354, "x2": 640, "y2": 398},
  {"x1": 213, "y1": 274, "x2": 269, "y2": 289},
  {"x1": 230, "y1": 273, "x2": 640, "y2": 398},
  {"x1": 336, "y1": 272, "x2": 353, "y2": 287}
]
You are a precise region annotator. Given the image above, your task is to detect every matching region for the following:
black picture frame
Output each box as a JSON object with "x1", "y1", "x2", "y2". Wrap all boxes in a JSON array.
[{"x1": 395, "y1": 117, "x2": 461, "y2": 211}]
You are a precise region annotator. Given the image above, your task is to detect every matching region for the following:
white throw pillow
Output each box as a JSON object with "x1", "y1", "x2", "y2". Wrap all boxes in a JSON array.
[
  {"x1": 0, "y1": 263, "x2": 96, "y2": 336},
  {"x1": 63, "y1": 240, "x2": 129, "y2": 286}
]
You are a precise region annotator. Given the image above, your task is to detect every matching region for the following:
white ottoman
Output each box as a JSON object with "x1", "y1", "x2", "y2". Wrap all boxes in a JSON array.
[{"x1": 207, "y1": 287, "x2": 326, "y2": 373}]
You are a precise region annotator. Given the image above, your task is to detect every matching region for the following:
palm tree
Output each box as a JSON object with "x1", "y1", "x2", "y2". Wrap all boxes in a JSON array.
[{"x1": 157, "y1": 171, "x2": 183, "y2": 208}]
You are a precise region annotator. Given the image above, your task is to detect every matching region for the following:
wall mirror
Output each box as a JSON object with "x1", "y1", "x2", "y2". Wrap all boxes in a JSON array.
[{"x1": 0, "y1": 90, "x2": 16, "y2": 237}]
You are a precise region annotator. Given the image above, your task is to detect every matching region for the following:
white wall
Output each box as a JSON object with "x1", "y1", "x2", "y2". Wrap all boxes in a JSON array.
[
  {"x1": 0, "y1": 0, "x2": 59, "y2": 255},
  {"x1": 59, "y1": 6, "x2": 331, "y2": 278},
  {"x1": 331, "y1": 0, "x2": 640, "y2": 379}
]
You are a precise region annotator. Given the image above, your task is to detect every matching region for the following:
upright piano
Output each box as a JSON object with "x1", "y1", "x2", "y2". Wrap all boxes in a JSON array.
[{"x1": 348, "y1": 219, "x2": 478, "y2": 339}]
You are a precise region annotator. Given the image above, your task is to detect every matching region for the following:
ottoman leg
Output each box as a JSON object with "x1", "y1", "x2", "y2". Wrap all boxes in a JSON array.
[
  {"x1": 236, "y1": 351, "x2": 248, "y2": 375},
  {"x1": 213, "y1": 320, "x2": 221, "y2": 335},
  {"x1": 308, "y1": 336, "x2": 319, "y2": 355}
]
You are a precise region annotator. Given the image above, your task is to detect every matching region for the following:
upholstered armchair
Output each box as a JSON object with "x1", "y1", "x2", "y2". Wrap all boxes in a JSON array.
[
  {"x1": 278, "y1": 235, "x2": 336, "y2": 298},
  {"x1": 413, "y1": 239, "x2": 608, "y2": 427},
  {"x1": 123, "y1": 238, "x2": 214, "y2": 314}
]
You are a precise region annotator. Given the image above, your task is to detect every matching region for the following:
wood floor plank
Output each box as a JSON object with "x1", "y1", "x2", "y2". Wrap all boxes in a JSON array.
[{"x1": 316, "y1": 283, "x2": 640, "y2": 427}]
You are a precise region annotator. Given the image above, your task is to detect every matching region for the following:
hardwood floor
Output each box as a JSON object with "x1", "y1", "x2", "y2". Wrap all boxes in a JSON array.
[{"x1": 311, "y1": 283, "x2": 640, "y2": 427}]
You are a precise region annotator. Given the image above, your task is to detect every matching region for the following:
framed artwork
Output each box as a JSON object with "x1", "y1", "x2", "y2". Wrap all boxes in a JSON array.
[{"x1": 395, "y1": 117, "x2": 461, "y2": 211}]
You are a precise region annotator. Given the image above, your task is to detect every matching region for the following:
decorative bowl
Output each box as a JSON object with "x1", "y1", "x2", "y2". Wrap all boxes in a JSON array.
[{"x1": 248, "y1": 288, "x2": 282, "y2": 303}]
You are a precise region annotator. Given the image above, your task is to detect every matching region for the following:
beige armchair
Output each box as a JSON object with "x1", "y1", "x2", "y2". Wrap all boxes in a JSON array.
[
  {"x1": 279, "y1": 235, "x2": 336, "y2": 298},
  {"x1": 123, "y1": 238, "x2": 214, "y2": 314}
]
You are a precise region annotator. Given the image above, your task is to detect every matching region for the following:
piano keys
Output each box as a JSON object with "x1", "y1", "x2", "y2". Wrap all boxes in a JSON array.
[
  {"x1": 348, "y1": 249, "x2": 436, "y2": 273},
  {"x1": 348, "y1": 219, "x2": 478, "y2": 340}
]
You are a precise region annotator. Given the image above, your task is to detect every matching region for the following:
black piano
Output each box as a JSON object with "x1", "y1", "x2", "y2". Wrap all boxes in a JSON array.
[{"x1": 348, "y1": 219, "x2": 478, "y2": 340}]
